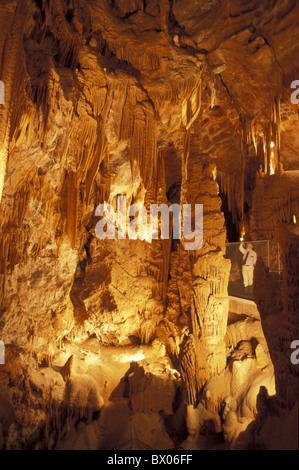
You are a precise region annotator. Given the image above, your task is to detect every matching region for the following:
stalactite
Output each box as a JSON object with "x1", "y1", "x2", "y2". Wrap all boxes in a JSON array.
[
  {"x1": 1, "y1": 0, "x2": 298, "y2": 451},
  {"x1": 250, "y1": 171, "x2": 299, "y2": 240}
]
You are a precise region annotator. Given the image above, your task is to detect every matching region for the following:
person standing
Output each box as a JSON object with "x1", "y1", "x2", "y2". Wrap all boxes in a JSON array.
[{"x1": 239, "y1": 241, "x2": 257, "y2": 293}]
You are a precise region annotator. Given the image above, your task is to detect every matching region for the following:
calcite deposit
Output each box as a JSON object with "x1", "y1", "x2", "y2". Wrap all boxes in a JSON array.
[{"x1": 0, "y1": 0, "x2": 298, "y2": 451}]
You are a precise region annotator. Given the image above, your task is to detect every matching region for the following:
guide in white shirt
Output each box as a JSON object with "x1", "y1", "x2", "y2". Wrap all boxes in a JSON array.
[{"x1": 239, "y1": 241, "x2": 257, "y2": 293}]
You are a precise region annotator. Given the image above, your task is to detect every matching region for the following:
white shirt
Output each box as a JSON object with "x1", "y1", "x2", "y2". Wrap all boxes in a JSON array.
[{"x1": 239, "y1": 243, "x2": 257, "y2": 266}]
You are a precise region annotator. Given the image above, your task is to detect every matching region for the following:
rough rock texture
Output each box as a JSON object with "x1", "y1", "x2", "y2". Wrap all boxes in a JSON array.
[{"x1": 0, "y1": 0, "x2": 298, "y2": 450}]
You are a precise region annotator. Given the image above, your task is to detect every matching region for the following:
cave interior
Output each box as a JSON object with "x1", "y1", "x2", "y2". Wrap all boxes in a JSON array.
[{"x1": 0, "y1": 0, "x2": 298, "y2": 451}]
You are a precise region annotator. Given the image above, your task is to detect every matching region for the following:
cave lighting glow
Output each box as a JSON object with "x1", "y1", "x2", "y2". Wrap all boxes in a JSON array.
[{"x1": 113, "y1": 351, "x2": 146, "y2": 363}]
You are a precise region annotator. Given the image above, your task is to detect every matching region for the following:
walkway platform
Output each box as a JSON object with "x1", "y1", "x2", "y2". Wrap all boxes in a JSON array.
[{"x1": 228, "y1": 294, "x2": 260, "y2": 321}]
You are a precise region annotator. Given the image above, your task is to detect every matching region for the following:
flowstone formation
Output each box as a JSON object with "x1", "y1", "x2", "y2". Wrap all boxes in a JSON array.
[{"x1": 0, "y1": 0, "x2": 298, "y2": 450}]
